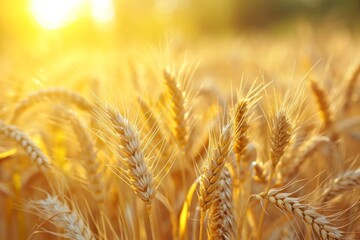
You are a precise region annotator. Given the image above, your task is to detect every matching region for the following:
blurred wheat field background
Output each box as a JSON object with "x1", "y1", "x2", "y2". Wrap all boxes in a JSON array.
[{"x1": 1, "y1": 1, "x2": 360, "y2": 239}]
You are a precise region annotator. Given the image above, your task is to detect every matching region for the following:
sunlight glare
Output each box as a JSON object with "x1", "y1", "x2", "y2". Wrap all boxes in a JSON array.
[
  {"x1": 31, "y1": 0, "x2": 84, "y2": 30},
  {"x1": 90, "y1": 0, "x2": 115, "y2": 24}
]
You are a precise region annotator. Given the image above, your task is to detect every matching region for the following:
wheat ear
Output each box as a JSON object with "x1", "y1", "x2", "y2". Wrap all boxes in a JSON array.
[
  {"x1": 107, "y1": 109, "x2": 156, "y2": 205},
  {"x1": 322, "y1": 169, "x2": 360, "y2": 202},
  {"x1": 163, "y1": 69, "x2": 188, "y2": 148},
  {"x1": 108, "y1": 109, "x2": 158, "y2": 239},
  {"x1": 199, "y1": 123, "x2": 232, "y2": 239},
  {"x1": 10, "y1": 87, "x2": 92, "y2": 123},
  {"x1": 0, "y1": 120, "x2": 50, "y2": 167},
  {"x1": 62, "y1": 110, "x2": 104, "y2": 203},
  {"x1": 255, "y1": 189, "x2": 343, "y2": 240},
  {"x1": 27, "y1": 195, "x2": 95, "y2": 240},
  {"x1": 233, "y1": 100, "x2": 249, "y2": 164},
  {"x1": 270, "y1": 109, "x2": 292, "y2": 169},
  {"x1": 207, "y1": 166, "x2": 236, "y2": 240},
  {"x1": 310, "y1": 81, "x2": 333, "y2": 130}
]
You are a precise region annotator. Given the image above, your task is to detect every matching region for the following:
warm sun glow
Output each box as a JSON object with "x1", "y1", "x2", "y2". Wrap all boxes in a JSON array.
[
  {"x1": 90, "y1": 0, "x2": 115, "y2": 24},
  {"x1": 31, "y1": 0, "x2": 84, "y2": 29},
  {"x1": 31, "y1": 0, "x2": 115, "y2": 30}
]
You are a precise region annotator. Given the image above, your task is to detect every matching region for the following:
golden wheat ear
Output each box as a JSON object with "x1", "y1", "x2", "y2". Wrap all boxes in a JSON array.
[
  {"x1": 255, "y1": 189, "x2": 343, "y2": 240},
  {"x1": 207, "y1": 166, "x2": 236, "y2": 240},
  {"x1": 106, "y1": 107, "x2": 156, "y2": 205},
  {"x1": 0, "y1": 120, "x2": 51, "y2": 167},
  {"x1": 26, "y1": 194, "x2": 95, "y2": 240},
  {"x1": 9, "y1": 87, "x2": 92, "y2": 123},
  {"x1": 198, "y1": 123, "x2": 232, "y2": 239},
  {"x1": 163, "y1": 69, "x2": 189, "y2": 149},
  {"x1": 270, "y1": 108, "x2": 292, "y2": 169},
  {"x1": 309, "y1": 80, "x2": 333, "y2": 131},
  {"x1": 105, "y1": 106, "x2": 161, "y2": 239},
  {"x1": 233, "y1": 99, "x2": 249, "y2": 165}
]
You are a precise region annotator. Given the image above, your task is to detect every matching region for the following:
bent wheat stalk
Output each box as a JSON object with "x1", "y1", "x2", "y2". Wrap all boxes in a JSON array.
[
  {"x1": 27, "y1": 195, "x2": 95, "y2": 240},
  {"x1": 0, "y1": 120, "x2": 50, "y2": 167},
  {"x1": 10, "y1": 87, "x2": 92, "y2": 123},
  {"x1": 255, "y1": 189, "x2": 343, "y2": 240}
]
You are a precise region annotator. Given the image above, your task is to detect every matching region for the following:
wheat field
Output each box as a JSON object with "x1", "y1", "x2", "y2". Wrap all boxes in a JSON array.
[{"x1": 1, "y1": 2, "x2": 360, "y2": 240}]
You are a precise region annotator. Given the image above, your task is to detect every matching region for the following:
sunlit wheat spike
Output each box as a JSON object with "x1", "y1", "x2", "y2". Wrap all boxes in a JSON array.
[
  {"x1": 233, "y1": 99, "x2": 249, "y2": 164},
  {"x1": 27, "y1": 195, "x2": 95, "y2": 240},
  {"x1": 61, "y1": 109, "x2": 105, "y2": 203},
  {"x1": 107, "y1": 108, "x2": 156, "y2": 205},
  {"x1": 322, "y1": 169, "x2": 360, "y2": 202},
  {"x1": 0, "y1": 120, "x2": 50, "y2": 167},
  {"x1": 207, "y1": 166, "x2": 236, "y2": 240},
  {"x1": 310, "y1": 81, "x2": 333, "y2": 130},
  {"x1": 199, "y1": 123, "x2": 232, "y2": 211},
  {"x1": 270, "y1": 109, "x2": 292, "y2": 168},
  {"x1": 255, "y1": 190, "x2": 343, "y2": 240},
  {"x1": 163, "y1": 69, "x2": 188, "y2": 148},
  {"x1": 10, "y1": 87, "x2": 92, "y2": 123},
  {"x1": 343, "y1": 63, "x2": 360, "y2": 110}
]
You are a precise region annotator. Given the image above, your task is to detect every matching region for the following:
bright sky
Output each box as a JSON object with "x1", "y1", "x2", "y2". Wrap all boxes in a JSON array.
[{"x1": 30, "y1": 0, "x2": 115, "y2": 30}]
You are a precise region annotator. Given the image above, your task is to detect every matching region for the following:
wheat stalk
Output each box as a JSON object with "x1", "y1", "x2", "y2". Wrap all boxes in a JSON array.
[
  {"x1": 27, "y1": 195, "x2": 95, "y2": 240},
  {"x1": 0, "y1": 120, "x2": 50, "y2": 167},
  {"x1": 255, "y1": 189, "x2": 343, "y2": 240},
  {"x1": 10, "y1": 87, "x2": 92, "y2": 123}
]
